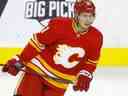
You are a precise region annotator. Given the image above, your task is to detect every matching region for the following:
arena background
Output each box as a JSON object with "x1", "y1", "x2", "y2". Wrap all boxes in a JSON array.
[{"x1": 0, "y1": 0, "x2": 128, "y2": 96}]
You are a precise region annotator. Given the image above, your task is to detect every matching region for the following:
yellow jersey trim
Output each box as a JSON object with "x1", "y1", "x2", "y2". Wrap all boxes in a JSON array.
[
  {"x1": 26, "y1": 62, "x2": 68, "y2": 89},
  {"x1": 36, "y1": 55, "x2": 76, "y2": 81}
]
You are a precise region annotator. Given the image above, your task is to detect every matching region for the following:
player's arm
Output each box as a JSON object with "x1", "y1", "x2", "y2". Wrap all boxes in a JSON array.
[
  {"x1": 2, "y1": 19, "x2": 59, "y2": 76},
  {"x1": 73, "y1": 32, "x2": 103, "y2": 91}
]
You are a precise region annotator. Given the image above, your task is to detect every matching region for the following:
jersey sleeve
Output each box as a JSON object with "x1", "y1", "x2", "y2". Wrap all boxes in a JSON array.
[
  {"x1": 19, "y1": 18, "x2": 61, "y2": 63},
  {"x1": 29, "y1": 18, "x2": 61, "y2": 52},
  {"x1": 34, "y1": 19, "x2": 60, "y2": 44},
  {"x1": 79, "y1": 32, "x2": 103, "y2": 74},
  {"x1": 87, "y1": 32, "x2": 103, "y2": 62}
]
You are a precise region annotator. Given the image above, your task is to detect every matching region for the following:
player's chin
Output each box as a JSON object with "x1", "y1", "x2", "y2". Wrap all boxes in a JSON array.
[{"x1": 82, "y1": 24, "x2": 90, "y2": 29}]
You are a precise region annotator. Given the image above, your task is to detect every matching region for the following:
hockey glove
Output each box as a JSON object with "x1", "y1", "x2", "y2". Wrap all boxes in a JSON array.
[
  {"x1": 2, "y1": 55, "x2": 24, "y2": 76},
  {"x1": 73, "y1": 70, "x2": 93, "y2": 91}
]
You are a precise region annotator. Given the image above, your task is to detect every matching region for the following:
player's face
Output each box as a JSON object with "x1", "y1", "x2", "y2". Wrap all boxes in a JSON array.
[{"x1": 78, "y1": 12, "x2": 95, "y2": 29}]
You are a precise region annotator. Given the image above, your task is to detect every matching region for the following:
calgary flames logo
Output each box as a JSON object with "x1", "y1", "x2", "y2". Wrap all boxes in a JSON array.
[{"x1": 53, "y1": 44, "x2": 85, "y2": 68}]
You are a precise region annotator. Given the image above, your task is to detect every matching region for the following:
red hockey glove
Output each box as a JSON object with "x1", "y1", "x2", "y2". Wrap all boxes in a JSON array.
[
  {"x1": 73, "y1": 70, "x2": 93, "y2": 92},
  {"x1": 2, "y1": 55, "x2": 24, "y2": 76}
]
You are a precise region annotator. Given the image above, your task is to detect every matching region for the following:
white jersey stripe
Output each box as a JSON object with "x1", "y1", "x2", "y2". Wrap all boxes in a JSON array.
[{"x1": 31, "y1": 58, "x2": 57, "y2": 78}]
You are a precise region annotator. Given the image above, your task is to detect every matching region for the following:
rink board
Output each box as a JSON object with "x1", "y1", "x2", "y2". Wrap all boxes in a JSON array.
[{"x1": 0, "y1": 48, "x2": 128, "y2": 67}]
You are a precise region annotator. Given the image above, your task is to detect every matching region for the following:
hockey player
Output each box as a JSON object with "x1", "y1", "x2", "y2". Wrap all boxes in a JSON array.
[{"x1": 2, "y1": 0, "x2": 103, "y2": 96}]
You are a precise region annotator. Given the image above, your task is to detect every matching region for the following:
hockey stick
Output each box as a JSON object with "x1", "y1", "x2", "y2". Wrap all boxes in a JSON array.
[
  {"x1": 0, "y1": 64, "x2": 3, "y2": 66},
  {"x1": 0, "y1": 63, "x2": 74, "y2": 84},
  {"x1": 0, "y1": 0, "x2": 8, "y2": 17}
]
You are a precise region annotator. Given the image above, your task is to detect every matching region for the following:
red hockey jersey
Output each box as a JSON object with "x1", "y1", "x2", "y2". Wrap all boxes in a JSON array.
[{"x1": 21, "y1": 17, "x2": 103, "y2": 90}]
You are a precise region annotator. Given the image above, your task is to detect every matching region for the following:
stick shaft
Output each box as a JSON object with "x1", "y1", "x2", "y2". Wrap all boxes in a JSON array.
[
  {"x1": 0, "y1": 64, "x2": 4, "y2": 66},
  {"x1": 0, "y1": 0, "x2": 8, "y2": 17}
]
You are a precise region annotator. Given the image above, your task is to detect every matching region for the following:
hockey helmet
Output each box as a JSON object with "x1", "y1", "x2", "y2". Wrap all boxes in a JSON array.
[{"x1": 74, "y1": 0, "x2": 95, "y2": 15}]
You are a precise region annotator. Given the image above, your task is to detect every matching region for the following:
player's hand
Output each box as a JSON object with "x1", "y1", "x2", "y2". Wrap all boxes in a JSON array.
[
  {"x1": 2, "y1": 55, "x2": 24, "y2": 76},
  {"x1": 73, "y1": 70, "x2": 92, "y2": 91}
]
